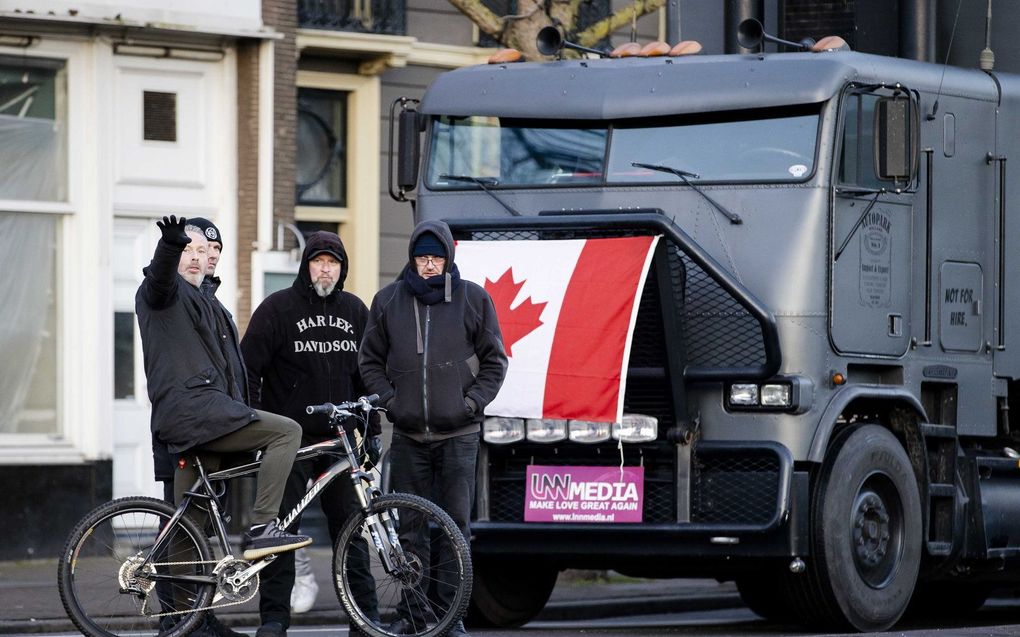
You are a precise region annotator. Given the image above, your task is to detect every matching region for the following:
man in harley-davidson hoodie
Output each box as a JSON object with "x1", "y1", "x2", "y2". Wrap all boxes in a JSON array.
[{"x1": 241, "y1": 230, "x2": 380, "y2": 637}]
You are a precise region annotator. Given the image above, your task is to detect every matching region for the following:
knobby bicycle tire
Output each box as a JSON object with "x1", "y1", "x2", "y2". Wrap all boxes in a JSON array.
[
  {"x1": 57, "y1": 496, "x2": 215, "y2": 637},
  {"x1": 333, "y1": 493, "x2": 473, "y2": 637}
]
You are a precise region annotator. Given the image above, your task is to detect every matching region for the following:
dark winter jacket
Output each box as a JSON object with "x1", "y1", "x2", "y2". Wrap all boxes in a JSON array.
[
  {"x1": 150, "y1": 274, "x2": 232, "y2": 481},
  {"x1": 241, "y1": 231, "x2": 378, "y2": 444},
  {"x1": 359, "y1": 220, "x2": 508, "y2": 440},
  {"x1": 136, "y1": 239, "x2": 257, "y2": 458}
]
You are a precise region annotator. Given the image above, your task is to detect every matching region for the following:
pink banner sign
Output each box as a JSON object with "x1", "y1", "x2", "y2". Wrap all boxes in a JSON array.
[{"x1": 524, "y1": 465, "x2": 644, "y2": 523}]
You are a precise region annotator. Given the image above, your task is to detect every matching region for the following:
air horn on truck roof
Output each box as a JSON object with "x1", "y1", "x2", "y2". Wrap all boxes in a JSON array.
[
  {"x1": 738, "y1": 18, "x2": 814, "y2": 51},
  {"x1": 536, "y1": 26, "x2": 608, "y2": 58}
]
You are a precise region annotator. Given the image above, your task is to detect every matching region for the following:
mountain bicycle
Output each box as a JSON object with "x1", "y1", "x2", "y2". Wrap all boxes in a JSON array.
[{"x1": 57, "y1": 395, "x2": 472, "y2": 637}]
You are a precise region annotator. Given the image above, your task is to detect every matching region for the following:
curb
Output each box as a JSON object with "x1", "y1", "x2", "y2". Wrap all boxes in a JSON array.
[
  {"x1": 536, "y1": 590, "x2": 744, "y2": 621},
  {"x1": 0, "y1": 591, "x2": 746, "y2": 634}
]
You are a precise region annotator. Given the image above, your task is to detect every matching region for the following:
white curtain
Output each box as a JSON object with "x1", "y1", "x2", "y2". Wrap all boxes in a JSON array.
[
  {"x1": 0, "y1": 114, "x2": 64, "y2": 201},
  {"x1": 0, "y1": 213, "x2": 56, "y2": 433}
]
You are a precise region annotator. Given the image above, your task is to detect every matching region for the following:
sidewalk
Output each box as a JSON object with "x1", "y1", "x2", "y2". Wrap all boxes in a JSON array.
[{"x1": 0, "y1": 547, "x2": 741, "y2": 633}]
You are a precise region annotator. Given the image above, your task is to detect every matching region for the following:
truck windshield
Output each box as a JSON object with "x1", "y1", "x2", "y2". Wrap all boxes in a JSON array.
[{"x1": 425, "y1": 105, "x2": 820, "y2": 189}]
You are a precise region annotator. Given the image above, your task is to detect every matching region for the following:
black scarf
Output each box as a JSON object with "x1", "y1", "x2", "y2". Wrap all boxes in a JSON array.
[{"x1": 402, "y1": 263, "x2": 462, "y2": 305}]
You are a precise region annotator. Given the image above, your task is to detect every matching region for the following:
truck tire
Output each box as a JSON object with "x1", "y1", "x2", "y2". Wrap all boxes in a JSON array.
[
  {"x1": 466, "y1": 557, "x2": 558, "y2": 627},
  {"x1": 787, "y1": 424, "x2": 922, "y2": 632}
]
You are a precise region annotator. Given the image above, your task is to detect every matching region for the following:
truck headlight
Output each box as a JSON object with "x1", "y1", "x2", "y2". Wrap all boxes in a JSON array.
[
  {"x1": 483, "y1": 417, "x2": 525, "y2": 444},
  {"x1": 526, "y1": 419, "x2": 568, "y2": 443},
  {"x1": 613, "y1": 414, "x2": 658, "y2": 442},
  {"x1": 568, "y1": 420, "x2": 611, "y2": 443},
  {"x1": 729, "y1": 383, "x2": 759, "y2": 406},
  {"x1": 760, "y1": 383, "x2": 792, "y2": 407},
  {"x1": 726, "y1": 379, "x2": 800, "y2": 411}
]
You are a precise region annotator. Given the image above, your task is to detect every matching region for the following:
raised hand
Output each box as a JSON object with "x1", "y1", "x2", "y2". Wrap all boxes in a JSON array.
[{"x1": 156, "y1": 215, "x2": 191, "y2": 246}]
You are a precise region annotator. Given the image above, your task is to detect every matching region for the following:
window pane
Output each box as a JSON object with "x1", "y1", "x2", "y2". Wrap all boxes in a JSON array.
[
  {"x1": 114, "y1": 312, "x2": 135, "y2": 399},
  {"x1": 264, "y1": 272, "x2": 295, "y2": 297},
  {"x1": 839, "y1": 93, "x2": 883, "y2": 189},
  {"x1": 426, "y1": 116, "x2": 607, "y2": 187},
  {"x1": 608, "y1": 108, "x2": 818, "y2": 182},
  {"x1": 297, "y1": 88, "x2": 347, "y2": 207},
  {"x1": 0, "y1": 212, "x2": 59, "y2": 434},
  {"x1": 0, "y1": 55, "x2": 67, "y2": 201}
]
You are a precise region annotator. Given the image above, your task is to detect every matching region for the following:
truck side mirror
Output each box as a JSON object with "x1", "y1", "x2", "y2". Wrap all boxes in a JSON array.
[
  {"x1": 875, "y1": 96, "x2": 913, "y2": 182},
  {"x1": 397, "y1": 109, "x2": 421, "y2": 192},
  {"x1": 389, "y1": 97, "x2": 421, "y2": 202}
]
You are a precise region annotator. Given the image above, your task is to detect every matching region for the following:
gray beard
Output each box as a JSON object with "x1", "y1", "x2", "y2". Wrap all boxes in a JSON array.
[
  {"x1": 182, "y1": 271, "x2": 204, "y2": 288},
  {"x1": 314, "y1": 280, "x2": 335, "y2": 297}
]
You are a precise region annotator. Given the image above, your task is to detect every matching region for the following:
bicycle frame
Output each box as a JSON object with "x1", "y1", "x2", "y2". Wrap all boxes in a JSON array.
[{"x1": 138, "y1": 402, "x2": 381, "y2": 594}]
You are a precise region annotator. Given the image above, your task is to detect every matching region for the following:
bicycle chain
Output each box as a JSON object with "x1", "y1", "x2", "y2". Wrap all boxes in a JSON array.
[{"x1": 132, "y1": 559, "x2": 259, "y2": 617}]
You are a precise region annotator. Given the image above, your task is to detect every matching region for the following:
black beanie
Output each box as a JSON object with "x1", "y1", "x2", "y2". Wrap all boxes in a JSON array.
[
  {"x1": 189, "y1": 217, "x2": 223, "y2": 248},
  {"x1": 412, "y1": 232, "x2": 445, "y2": 257}
]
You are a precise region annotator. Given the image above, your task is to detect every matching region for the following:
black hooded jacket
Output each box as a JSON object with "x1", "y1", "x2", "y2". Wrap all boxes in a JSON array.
[
  {"x1": 241, "y1": 232, "x2": 377, "y2": 443},
  {"x1": 149, "y1": 273, "x2": 238, "y2": 481},
  {"x1": 136, "y1": 239, "x2": 257, "y2": 460},
  {"x1": 359, "y1": 220, "x2": 508, "y2": 440}
]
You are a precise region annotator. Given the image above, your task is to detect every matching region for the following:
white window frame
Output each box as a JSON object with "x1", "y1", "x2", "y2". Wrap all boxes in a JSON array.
[{"x1": 0, "y1": 39, "x2": 100, "y2": 463}]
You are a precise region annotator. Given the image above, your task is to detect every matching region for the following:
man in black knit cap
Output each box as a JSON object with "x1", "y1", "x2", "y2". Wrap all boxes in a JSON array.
[{"x1": 359, "y1": 219, "x2": 508, "y2": 637}]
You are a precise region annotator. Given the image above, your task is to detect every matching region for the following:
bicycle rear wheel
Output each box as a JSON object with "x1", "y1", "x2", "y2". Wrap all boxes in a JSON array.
[
  {"x1": 57, "y1": 496, "x2": 215, "y2": 637},
  {"x1": 333, "y1": 493, "x2": 472, "y2": 637}
]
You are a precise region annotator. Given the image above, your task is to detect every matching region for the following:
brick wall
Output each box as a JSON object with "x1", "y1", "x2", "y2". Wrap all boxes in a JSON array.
[
  {"x1": 265, "y1": 0, "x2": 298, "y2": 246},
  {"x1": 236, "y1": 39, "x2": 260, "y2": 332}
]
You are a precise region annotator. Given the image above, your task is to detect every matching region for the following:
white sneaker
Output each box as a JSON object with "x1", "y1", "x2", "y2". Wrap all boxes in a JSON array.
[{"x1": 290, "y1": 567, "x2": 319, "y2": 613}]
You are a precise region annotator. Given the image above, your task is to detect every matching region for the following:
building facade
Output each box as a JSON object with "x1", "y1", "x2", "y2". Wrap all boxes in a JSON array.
[
  {"x1": 4, "y1": 0, "x2": 1020, "y2": 559},
  {"x1": 0, "y1": 0, "x2": 271, "y2": 559}
]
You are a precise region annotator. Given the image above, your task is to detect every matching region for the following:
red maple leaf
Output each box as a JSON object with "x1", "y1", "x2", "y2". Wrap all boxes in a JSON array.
[{"x1": 484, "y1": 268, "x2": 546, "y2": 357}]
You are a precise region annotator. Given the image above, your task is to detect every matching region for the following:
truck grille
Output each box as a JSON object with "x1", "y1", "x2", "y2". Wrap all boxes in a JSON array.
[
  {"x1": 458, "y1": 221, "x2": 781, "y2": 530},
  {"x1": 690, "y1": 447, "x2": 781, "y2": 525},
  {"x1": 485, "y1": 444, "x2": 781, "y2": 526}
]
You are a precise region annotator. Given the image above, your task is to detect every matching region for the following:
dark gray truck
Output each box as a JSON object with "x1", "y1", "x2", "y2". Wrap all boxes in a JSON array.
[{"x1": 390, "y1": 32, "x2": 1020, "y2": 632}]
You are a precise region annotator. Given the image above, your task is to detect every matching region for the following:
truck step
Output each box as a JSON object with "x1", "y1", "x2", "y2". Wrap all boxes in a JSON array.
[
  {"x1": 919, "y1": 423, "x2": 957, "y2": 439},
  {"x1": 928, "y1": 483, "x2": 955, "y2": 498},
  {"x1": 926, "y1": 540, "x2": 952, "y2": 556}
]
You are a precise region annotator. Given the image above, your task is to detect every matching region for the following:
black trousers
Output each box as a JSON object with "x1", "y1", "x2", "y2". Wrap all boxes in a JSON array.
[
  {"x1": 259, "y1": 453, "x2": 379, "y2": 628},
  {"x1": 388, "y1": 432, "x2": 478, "y2": 620}
]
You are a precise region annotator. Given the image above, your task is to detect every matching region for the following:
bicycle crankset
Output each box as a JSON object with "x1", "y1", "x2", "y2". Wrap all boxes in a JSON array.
[{"x1": 215, "y1": 558, "x2": 259, "y2": 603}]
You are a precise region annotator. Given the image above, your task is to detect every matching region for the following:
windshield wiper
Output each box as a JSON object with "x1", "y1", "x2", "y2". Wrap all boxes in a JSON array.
[
  {"x1": 834, "y1": 188, "x2": 885, "y2": 261},
  {"x1": 631, "y1": 162, "x2": 742, "y2": 225},
  {"x1": 439, "y1": 174, "x2": 522, "y2": 217}
]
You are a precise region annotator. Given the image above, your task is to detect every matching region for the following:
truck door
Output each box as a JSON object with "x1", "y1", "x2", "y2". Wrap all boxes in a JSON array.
[{"x1": 830, "y1": 87, "x2": 916, "y2": 356}]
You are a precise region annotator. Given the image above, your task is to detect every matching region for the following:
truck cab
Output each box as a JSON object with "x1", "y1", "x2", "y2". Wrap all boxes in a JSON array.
[{"x1": 392, "y1": 39, "x2": 1020, "y2": 632}]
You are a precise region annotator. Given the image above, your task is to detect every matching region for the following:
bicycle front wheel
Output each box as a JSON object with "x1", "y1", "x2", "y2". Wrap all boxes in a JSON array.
[
  {"x1": 333, "y1": 493, "x2": 472, "y2": 637},
  {"x1": 57, "y1": 496, "x2": 215, "y2": 637}
]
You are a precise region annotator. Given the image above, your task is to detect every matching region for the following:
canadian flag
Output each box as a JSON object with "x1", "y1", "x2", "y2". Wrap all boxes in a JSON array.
[{"x1": 457, "y1": 235, "x2": 660, "y2": 423}]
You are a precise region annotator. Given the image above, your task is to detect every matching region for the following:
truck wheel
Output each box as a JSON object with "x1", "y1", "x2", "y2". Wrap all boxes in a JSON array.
[
  {"x1": 789, "y1": 425, "x2": 922, "y2": 632},
  {"x1": 467, "y1": 557, "x2": 558, "y2": 627}
]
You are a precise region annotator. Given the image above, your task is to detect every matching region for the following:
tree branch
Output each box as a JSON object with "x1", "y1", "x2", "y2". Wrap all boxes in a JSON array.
[
  {"x1": 447, "y1": 0, "x2": 506, "y2": 37},
  {"x1": 574, "y1": 0, "x2": 665, "y2": 46}
]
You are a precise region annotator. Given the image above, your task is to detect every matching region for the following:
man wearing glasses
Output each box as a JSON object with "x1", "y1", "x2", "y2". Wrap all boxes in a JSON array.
[{"x1": 359, "y1": 219, "x2": 507, "y2": 637}]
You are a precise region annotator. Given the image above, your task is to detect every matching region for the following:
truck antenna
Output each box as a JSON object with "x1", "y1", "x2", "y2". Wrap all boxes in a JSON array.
[
  {"x1": 979, "y1": 0, "x2": 995, "y2": 71},
  {"x1": 928, "y1": 0, "x2": 964, "y2": 120}
]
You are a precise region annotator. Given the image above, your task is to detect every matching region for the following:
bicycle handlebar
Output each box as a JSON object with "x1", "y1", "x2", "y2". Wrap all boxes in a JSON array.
[{"x1": 306, "y1": 394, "x2": 380, "y2": 416}]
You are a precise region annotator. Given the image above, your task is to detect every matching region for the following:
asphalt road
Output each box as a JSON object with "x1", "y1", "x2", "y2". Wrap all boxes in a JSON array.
[{"x1": 9, "y1": 599, "x2": 1020, "y2": 637}]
